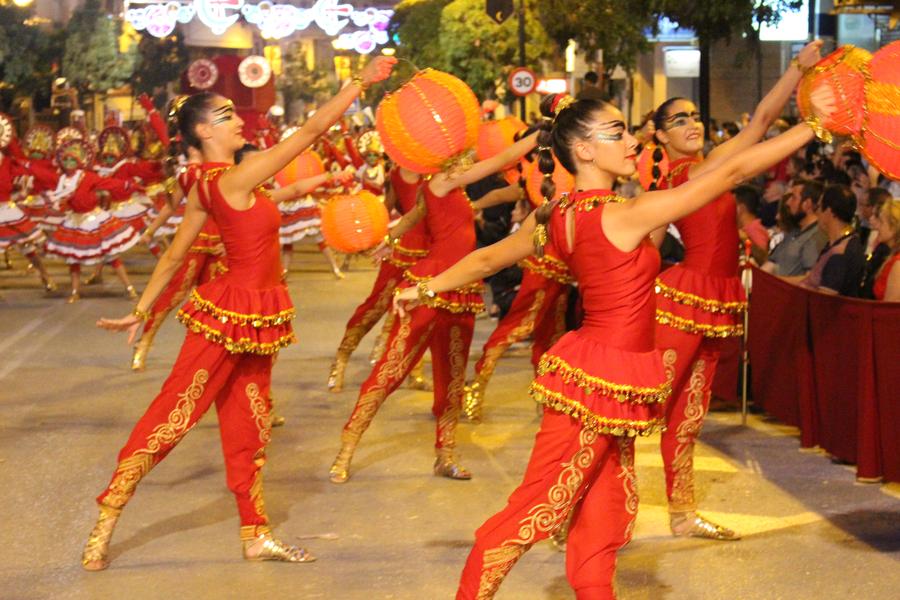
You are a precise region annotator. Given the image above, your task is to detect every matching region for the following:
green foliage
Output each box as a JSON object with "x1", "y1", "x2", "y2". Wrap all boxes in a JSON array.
[
  {"x1": 62, "y1": 0, "x2": 137, "y2": 93},
  {"x1": 279, "y1": 42, "x2": 338, "y2": 108},
  {"x1": 648, "y1": 0, "x2": 804, "y2": 43},
  {"x1": 131, "y1": 31, "x2": 188, "y2": 97},
  {"x1": 390, "y1": 0, "x2": 452, "y2": 71},
  {"x1": 0, "y1": 5, "x2": 63, "y2": 97}
]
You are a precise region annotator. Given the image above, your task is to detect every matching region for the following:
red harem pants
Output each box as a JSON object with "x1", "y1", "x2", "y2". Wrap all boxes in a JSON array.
[
  {"x1": 141, "y1": 251, "x2": 226, "y2": 346},
  {"x1": 472, "y1": 270, "x2": 568, "y2": 389},
  {"x1": 655, "y1": 324, "x2": 724, "y2": 513},
  {"x1": 340, "y1": 304, "x2": 474, "y2": 450},
  {"x1": 96, "y1": 332, "x2": 274, "y2": 540},
  {"x1": 334, "y1": 259, "x2": 405, "y2": 361},
  {"x1": 457, "y1": 408, "x2": 637, "y2": 600}
]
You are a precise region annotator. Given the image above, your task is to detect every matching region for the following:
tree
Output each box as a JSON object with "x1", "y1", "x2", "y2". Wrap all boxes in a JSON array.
[
  {"x1": 62, "y1": 0, "x2": 137, "y2": 94},
  {"x1": 0, "y1": 4, "x2": 64, "y2": 110},
  {"x1": 278, "y1": 42, "x2": 339, "y2": 115},
  {"x1": 131, "y1": 31, "x2": 189, "y2": 98},
  {"x1": 390, "y1": 0, "x2": 453, "y2": 72}
]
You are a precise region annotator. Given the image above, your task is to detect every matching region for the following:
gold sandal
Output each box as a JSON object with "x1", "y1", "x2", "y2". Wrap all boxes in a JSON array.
[
  {"x1": 327, "y1": 359, "x2": 346, "y2": 393},
  {"x1": 670, "y1": 512, "x2": 740, "y2": 541},
  {"x1": 81, "y1": 505, "x2": 122, "y2": 571},
  {"x1": 434, "y1": 449, "x2": 472, "y2": 480},
  {"x1": 243, "y1": 534, "x2": 316, "y2": 563},
  {"x1": 329, "y1": 443, "x2": 356, "y2": 484}
]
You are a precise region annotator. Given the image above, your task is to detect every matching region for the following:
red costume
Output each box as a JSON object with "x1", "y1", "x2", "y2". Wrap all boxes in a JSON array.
[
  {"x1": 874, "y1": 253, "x2": 900, "y2": 300},
  {"x1": 458, "y1": 191, "x2": 669, "y2": 600},
  {"x1": 133, "y1": 164, "x2": 228, "y2": 368},
  {"x1": 655, "y1": 158, "x2": 746, "y2": 514},
  {"x1": 96, "y1": 164, "x2": 293, "y2": 541},
  {"x1": 0, "y1": 153, "x2": 51, "y2": 249}
]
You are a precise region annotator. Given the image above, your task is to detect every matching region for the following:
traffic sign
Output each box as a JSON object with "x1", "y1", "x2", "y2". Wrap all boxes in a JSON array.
[
  {"x1": 508, "y1": 67, "x2": 537, "y2": 97},
  {"x1": 486, "y1": 0, "x2": 514, "y2": 24}
]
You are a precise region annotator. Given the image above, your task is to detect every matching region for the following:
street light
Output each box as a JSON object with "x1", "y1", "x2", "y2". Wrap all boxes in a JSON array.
[{"x1": 13, "y1": 0, "x2": 35, "y2": 7}]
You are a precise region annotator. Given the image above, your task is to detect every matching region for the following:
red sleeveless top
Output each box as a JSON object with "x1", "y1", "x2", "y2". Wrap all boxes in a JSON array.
[
  {"x1": 530, "y1": 190, "x2": 668, "y2": 437},
  {"x1": 177, "y1": 163, "x2": 222, "y2": 254},
  {"x1": 518, "y1": 175, "x2": 574, "y2": 285},
  {"x1": 402, "y1": 184, "x2": 484, "y2": 314},
  {"x1": 386, "y1": 167, "x2": 428, "y2": 268},
  {"x1": 176, "y1": 163, "x2": 295, "y2": 354},
  {"x1": 655, "y1": 157, "x2": 746, "y2": 338}
]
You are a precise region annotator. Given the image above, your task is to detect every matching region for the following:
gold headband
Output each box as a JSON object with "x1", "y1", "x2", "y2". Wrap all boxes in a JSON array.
[{"x1": 553, "y1": 95, "x2": 577, "y2": 122}]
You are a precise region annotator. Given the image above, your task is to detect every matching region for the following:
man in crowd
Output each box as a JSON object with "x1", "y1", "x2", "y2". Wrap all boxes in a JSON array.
[{"x1": 763, "y1": 179, "x2": 827, "y2": 277}]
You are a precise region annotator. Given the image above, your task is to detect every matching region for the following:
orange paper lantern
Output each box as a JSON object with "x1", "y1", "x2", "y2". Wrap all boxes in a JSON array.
[
  {"x1": 376, "y1": 69, "x2": 481, "y2": 174},
  {"x1": 857, "y1": 40, "x2": 900, "y2": 179},
  {"x1": 321, "y1": 190, "x2": 390, "y2": 253},
  {"x1": 524, "y1": 156, "x2": 574, "y2": 209},
  {"x1": 797, "y1": 45, "x2": 871, "y2": 137},
  {"x1": 476, "y1": 116, "x2": 527, "y2": 168},
  {"x1": 275, "y1": 149, "x2": 325, "y2": 187}
]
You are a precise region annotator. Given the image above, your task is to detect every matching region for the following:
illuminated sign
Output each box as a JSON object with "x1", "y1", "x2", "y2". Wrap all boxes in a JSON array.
[
  {"x1": 124, "y1": 1, "x2": 393, "y2": 53},
  {"x1": 664, "y1": 48, "x2": 700, "y2": 78},
  {"x1": 535, "y1": 78, "x2": 567, "y2": 95}
]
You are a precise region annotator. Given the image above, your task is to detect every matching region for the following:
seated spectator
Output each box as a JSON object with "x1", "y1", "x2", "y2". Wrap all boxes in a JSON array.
[
  {"x1": 734, "y1": 185, "x2": 769, "y2": 263},
  {"x1": 867, "y1": 198, "x2": 900, "y2": 301},
  {"x1": 763, "y1": 179, "x2": 827, "y2": 277},
  {"x1": 800, "y1": 184, "x2": 866, "y2": 297},
  {"x1": 858, "y1": 187, "x2": 891, "y2": 255},
  {"x1": 759, "y1": 180, "x2": 787, "y2": 228}
]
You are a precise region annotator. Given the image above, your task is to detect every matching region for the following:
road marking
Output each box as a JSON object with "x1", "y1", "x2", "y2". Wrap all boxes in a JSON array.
[
  {"x1": 0, "y1": 305, "x2": 56, "y2": 355},
  {"x1": 0, "y1": 303, "x2": 88, "y2": 381}
]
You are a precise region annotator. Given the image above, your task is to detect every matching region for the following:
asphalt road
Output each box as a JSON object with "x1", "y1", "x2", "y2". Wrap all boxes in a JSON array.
[{"x1": 1, "y1": 248, "x2": 898, "y2": 600}]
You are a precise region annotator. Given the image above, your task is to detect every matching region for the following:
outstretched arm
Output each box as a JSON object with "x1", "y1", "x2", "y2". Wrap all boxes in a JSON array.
[
  {"x1": 428, "y1": 133, "x2": 537, "y2": 197},
  {"x1": 471, "y1": 183, "x2": 524, "y2": 211}
]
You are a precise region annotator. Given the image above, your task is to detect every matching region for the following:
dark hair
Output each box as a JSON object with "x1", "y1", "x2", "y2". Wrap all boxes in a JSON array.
[
  {"x1": 584, "y1": 71, "x2": 599, "y2": 85},
  {"x1": 722, "y1": 121, "x2": 740, "y2": 138},
  {"x1": 733, "y1": 185, "x2": 762, "y2": 216},
  {"x1": 818, "y1": 184, "x2": 856, "y2": 223},
  {"x1": 866, "y1": 187, "x2": 891, "y2": 210},
  {"x1": 532, "y1": 93, "x2": 612, "y2": 255},
  {"x1": 793, "y1": 178, "x2": 824, "y2": 205},
  {"x1": 235, "y1": 143, "x2": 260, "y2": 164},
  {"x1": 647, "y1": 97, "x2": 689, "y2": 191}
]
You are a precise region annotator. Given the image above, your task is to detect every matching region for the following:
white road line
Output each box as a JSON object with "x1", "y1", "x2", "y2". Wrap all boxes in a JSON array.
[
  {"x1": 0, "y1": 305, "x2": 56, "y2": 355},
  {"x1": 0, "y1": 303, "x2": 88, "y2": 382}
]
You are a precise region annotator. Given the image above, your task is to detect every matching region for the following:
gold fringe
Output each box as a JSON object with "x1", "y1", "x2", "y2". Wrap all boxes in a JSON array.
[
  {"x1": 186, "y1": 289, "x2": 295, "y2": 327},
  {"x1": 654, "y1": 279, "x2": 747, "y2": 314},
  {"x1": 557, "y1": 193, "x2": 626, "y2": 211},
  {"x1": 537, "y1": 354, "x2": 671, "y2": 404},
  {"x1": 655, "y1": 309, "x2": 744, "y2": 338},
  {"x1": 529, "y1": 383, "x2": 666, "y2": 437},
  {"x1": 176, "y1": 312, "x2": 296, "y2": 355}
]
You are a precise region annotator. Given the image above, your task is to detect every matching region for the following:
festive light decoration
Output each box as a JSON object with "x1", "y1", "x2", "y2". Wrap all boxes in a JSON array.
[
  {"x1": 376, "y1": 69, "x2": 481, "y2": 174},
  {"x1": 525, "y1": 155, "x2": 574, "y2": 204},
  {"x1": 0, "y1": 113, "x2": 13, "y2": 151},
  {"x1": 188, "y1": 58, "x2": 219, "y2": 90},
  {"x1": 274, "y1": 149, "x2": 325, "y2": 188},
  {"x1": 857, "y1": 40, "x2": 900, "y2": 179},
  {"x1": 238, "y1": 55, "x2": 272, "y2": 88},
  {"x1": 321, "y1": 190, "x2": 389, "y2": 253},
  {"x1": 797, "y1": 45, "x2": 871, "y2": 136},
  {"x1": 476, "y1": 117, "x2": 526, "y2": 169},
  {"x1": 124, "y1": 1, "x2": 393, "y2": 54}
]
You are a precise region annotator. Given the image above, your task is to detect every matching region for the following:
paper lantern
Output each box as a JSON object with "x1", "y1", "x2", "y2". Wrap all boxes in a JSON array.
[
  {"x1": 856, "y1": 40, "x2": 900, "y2": 179},
  {"x1": 476, "y1": 116, "x2": 527, "y2": 169},
  {"x1": 321, "y1": 190, "x2": 390, "y2": 253},
  {"x1": 797, "y1": 45, "x2": 871, "y2": 137},
  {"x1": 637, "y1": 142, "x2": 669, "y2": 191},
  {"x1": 524, "y1": 156, "x2": 574, "y2": 208},
  {"x1": 376, "y1": 69, "x2": 481, "y2": 174},
  {"x1": 275, "y1": 149, "x2": 326, "y2": 187}
]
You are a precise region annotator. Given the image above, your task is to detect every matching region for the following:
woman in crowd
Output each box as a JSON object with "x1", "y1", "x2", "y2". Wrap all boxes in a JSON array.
[{"x1": 870, "y1": 198, "x2": 900, "y2": 301}]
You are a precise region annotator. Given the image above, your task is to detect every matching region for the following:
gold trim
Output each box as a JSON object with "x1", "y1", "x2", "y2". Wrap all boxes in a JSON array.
[
  {"x1": 536, "y1": 354, "x2": 671, "y2": 404},
  {"x1": 655, "y1": 309, "x2": 743, "y2": 338},
  {"x1": 186, "y1": 288, "x2": 295, "y2": 327},
  {"x1": 669, "y1": 358, "x2": 707, "y2": 512},
  {"x1": 617, "y1": 437, "x2": 639, "y2": 541},
  {"x1": 518, "y1": 257, "x2": 573, "y2": 284},
  {"x1": 654, "y1": 278, "x2": 746, "y2": 314},
  {"x1": 239, "y1": 524, "x2": 272, "y2": 541},
  {"x1": 402, "y1": 272, "x2": 485, "y2": 314},
  {"x1": 557, "y1": 193, "x2": 626, "y2": 211},
  {"x1": 393, "y1": 244, "x2": 428, "y2": 257},
  {"x1": 176, "y1": 312, "x2": 296, "y2": 354}
]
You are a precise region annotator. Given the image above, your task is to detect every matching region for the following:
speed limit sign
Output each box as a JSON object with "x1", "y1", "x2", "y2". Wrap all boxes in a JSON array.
[{"x1": 508, "y1": 67, "x2": 537, "y2": 97}]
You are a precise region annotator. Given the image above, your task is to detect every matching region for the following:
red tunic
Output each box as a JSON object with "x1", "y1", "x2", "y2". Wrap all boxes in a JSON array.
[
  {"x1": 655, "y1": 157, "x2": 746, "y2": 337},
  {"x1": 176, "y1": 164, "x2": 295, "y2": 355},
  {"x1": 530, "y1": 190, "x2": 668, "y2": 437},
  {"x1": 874, "y1": 253, "x2": 900, "y2": 301},
  {"x1": 402, "y1": 184, "x2": 484, "y2": 314},
  {"x1": 386, "y1": 167, "x2": 428, "y2": 269},
  {"x1": 518, "y1": 176, "x2": 574, "y2": 285}
]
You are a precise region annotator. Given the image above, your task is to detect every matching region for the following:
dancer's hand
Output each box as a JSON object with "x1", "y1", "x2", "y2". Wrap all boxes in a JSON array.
[
  {"x1": 359, "y1": 56, "x2": 397, "y2": 87},
  {"x1": 97, "y1": 314, "x2": 143, "y2": 345},
  {"x1": 808, "y1": 84, "x2": 837, "y2": 123},
  {"x1": 392, "y1": 287, "x2": 419, "y2": 318},
  {"x1": 795, "y1": 40, "x2": 824, "y2": 71},
  {"x1": 368, "y1": 239, "x2": 392, "y2": 263},
  {"x1": 211, "y1": 242, "x2": 226, "y2": 256}
]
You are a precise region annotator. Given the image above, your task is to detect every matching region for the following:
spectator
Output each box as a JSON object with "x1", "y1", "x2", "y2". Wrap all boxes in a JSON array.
[
  {"x1": 858, "y1": 187, "x2": 891, "y2": 255},
  {"x1": 864, "y1": 198, "x2": 900, "y2": 301},
  {"x1": 764, "y1": 179, "x2": 827, "y2": 277},
  {"x1": 733, "y1": 185, "x2": 769, "y2": 263},
  {"x1": 800, "y1": 184, "x2": 866, "y2": 297},
  {"x1": 577, "y1": 71, "x2": 607, "y2": 101},
  {"x1": 759, "y1": 180, "x2": 787, "y2": 228}
]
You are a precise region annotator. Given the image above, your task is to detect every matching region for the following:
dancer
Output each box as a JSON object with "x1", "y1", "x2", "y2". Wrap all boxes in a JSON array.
[
  {"x1": 394, "y1": 89, "x2": 836, "y2": 598},
  {"x1": 327, "y1": 164, "x2": 427, "y2": 392},
  {"x1": 81, "y1": 55, "x2": 397, "y2": 570},
  {"x1": 328, "y1": 130, "x2": 539, "y2": 485},
  {"x1": 649, "y1": 40, "x2": 822, "y2": 540}
]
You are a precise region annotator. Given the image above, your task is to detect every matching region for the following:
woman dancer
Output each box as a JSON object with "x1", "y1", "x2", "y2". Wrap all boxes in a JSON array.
[
  {"x1": 394, "y1": 89, "x2": 836, "y2": 598},
  {"x1": 81, "y1": 55, "x2": 396, "y2": 570},
  {"x1": 649, "y1": 40, "x2": 822, "y2": 540},
  {"x1": 328, "y1": 132, "x2": 539, "y2": 484}
]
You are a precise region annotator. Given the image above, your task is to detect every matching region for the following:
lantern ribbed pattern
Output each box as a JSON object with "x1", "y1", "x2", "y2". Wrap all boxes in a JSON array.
[
  {"x1": 275, "y1": 149, "x2": 325, "y2": 187},
  {"x1": 321, "y1": 190, "x2": 390, "y2": 253},
  {"x1": 857, "y1": 40, "x2": 900, "y2": 179},
  {"x1": 525, "y1": 156, "x2": 574, "y2": 205},
  {"x1": 476, "y1": 117, "x2": 527, "y2": 168},
  {"x1": 376, "y1": 69, "x2": 481, "y2": 174},
  {"x1": 797, "y1": 46, "x2": 871, "y2": 136}
]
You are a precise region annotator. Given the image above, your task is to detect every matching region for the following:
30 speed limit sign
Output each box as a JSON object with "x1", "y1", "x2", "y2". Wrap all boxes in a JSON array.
[{"x1": 508, "y1": 67, "x2": 537, "y2": 97}]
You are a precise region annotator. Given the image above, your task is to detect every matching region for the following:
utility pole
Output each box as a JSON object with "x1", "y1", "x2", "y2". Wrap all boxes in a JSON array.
[{"x1": 518, "y1": 0, "x2": 526, "y2": 120}]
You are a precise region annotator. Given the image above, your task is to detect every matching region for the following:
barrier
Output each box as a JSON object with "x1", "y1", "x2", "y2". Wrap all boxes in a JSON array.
[{"x1": 747, "y1": 267, "x2": 900, "y2": 483}]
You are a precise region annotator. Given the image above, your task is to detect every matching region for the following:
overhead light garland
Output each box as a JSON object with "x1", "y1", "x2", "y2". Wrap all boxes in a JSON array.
[{"x1": 124, "y1": 0, "x2": 393, "y2": 54}]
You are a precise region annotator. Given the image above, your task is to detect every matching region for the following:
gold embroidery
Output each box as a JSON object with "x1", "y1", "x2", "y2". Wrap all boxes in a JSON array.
[
  {"x1": 662, "y1": 348, "x2": 677, "y2": 386},
  {"x1": 655, "y1": 309, "x2": 744, "y2": 338},
  {"x1": 386, "y1": 255, "x2": 417, "y2": 268},
  {"x1": 104, "y1": 454, "x2": 154, "y2": 509},
  {"x1": 537, "y1": 354, "x2": 671, "y2": 404},
  {"x1": 617, "y1": 437, "x2": 639, "y2": 542},
  {"x1": 518, "y1": 256, "x2": 574, "y2": 284},
  {"x1": 401, "y1": 272, "x2": 485, "y2": 314},
  {"x1": 141, "y1": 257, "x2": 199, "y2": 346},
  {"x1": 437, "y1": 325, "x2": 466, "y2": 449},
  {"x1": 393, "y1": 243, "x2": 428, "y2": 257},
  {"x1": 476, "y1": 545, "x2": 530, "y2": 599},
  {"x1": 529, "y1": 383, "x2": 665, "y2": 437},
  {"x1": 186, "y1": 289, "x2": 295, "y2": 327},
  {"x1": 176, "y1": 312, "x2": 296, "y2": 355},
  {"x1": 654, "y1": 279, "x2": 747, "y2": 315},
  {"x1": 247, "y1": 383, "x2": 271, "y2": 445},
  {"x1": 335, "y1": 276, "x2": 400, "y2": 360},
  {"x1": 249, "y1": 468, "x2": 267, "y2": 521},
  {"x1": 557, "y1": 193, "x2": 626, "y2": 211},
  {"x1": 239, "y1": 524, "x2": 272, "y2": 541},
  {"x1": 669, "y1": 359, "x2": 707, "y2": 512},
  {"x1": 665, "y1": 160, "x2": 695, "y2": 188}
]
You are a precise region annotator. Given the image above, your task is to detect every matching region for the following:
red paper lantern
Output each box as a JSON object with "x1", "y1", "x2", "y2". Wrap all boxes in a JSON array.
[
  {"x1": 376, "y1": 69, "x2": 481, "y2": 174},
  {"x1": 524, "y1": 155, "x2": 574, "y2": 208},
  {"x1": 476, "y1": 116, "x2": 527, "y2": 168},
  {"x1": 275, "y1": 149, "x2": 325, "y2": 187},
  {"x1": 321, "y1": 190, "x2": 390, "y2": 253},
  {"x1": 797, "y1": 45, "x2": 871, "y2": 136},
  {"x1": 857, "y1": 40, "x2": 900, "y2": 179},
  {"x1": 636, "y1": 142, "x2": 669, "y2": 191}
]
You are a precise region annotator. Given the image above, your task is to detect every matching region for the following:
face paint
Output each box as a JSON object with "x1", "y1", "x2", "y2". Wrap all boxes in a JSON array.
[
  {"x1": 590, "y1": 120, "x2": 626, "y2": 143},
  {"x1": 210, "y1": 100, "x2": 236, "y2": 126},
  {"x1": 663, "y1": 111, "x2": 702, "y2": 130},
  {"x1": 62, "y1": 157, "x2": 77, "y2": 170}
]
